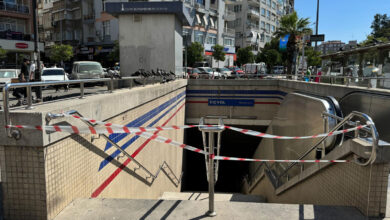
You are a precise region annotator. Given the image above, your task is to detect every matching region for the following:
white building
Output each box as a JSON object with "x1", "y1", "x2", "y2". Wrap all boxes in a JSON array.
[{"x1": 226, "y1": 0, "x2": 294, "y2": 54}]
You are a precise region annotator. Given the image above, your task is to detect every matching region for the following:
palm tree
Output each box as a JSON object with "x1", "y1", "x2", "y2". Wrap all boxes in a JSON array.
[{"x1": 274, "y1": 11, "x2": 312, "y2": 75}]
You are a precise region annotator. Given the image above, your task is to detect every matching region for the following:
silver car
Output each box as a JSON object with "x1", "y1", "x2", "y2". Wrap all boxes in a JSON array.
[
  {"x1": 70, "y1": 61, "x2": 104, "y2": 80},
  {"x1": 0, "y1": 69, "x2": 19, "y2": 89}
]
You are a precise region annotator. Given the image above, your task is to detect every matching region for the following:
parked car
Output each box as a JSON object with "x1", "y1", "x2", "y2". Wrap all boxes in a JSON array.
[
  {"x1": 41, "y1": 68, "x2": 69, "y2": 91},
  {"x1": 243, "y1": 63, "x2": 265, "y2": 76},
  {"x1": 272, "y1": 66, "x2": 284, "y2": 74},
  {"x1": 188, "y1": 68, "x2": 202, "y2": 79},
  {"x1": 228, "y1": 66, "x2": 244, "y2": 77},
  {"x1": 215, "y1": 67, "x2": 232, "y2": 78},
  {"x1": 198, "y1": 67, "x2": 220, "y2": 79},
  {"x1": 0, "y1": 69, "x2": 19, "y2": 86},
  {"x1": 70, "y1": 61, "x2": 104, "y2": 80}
]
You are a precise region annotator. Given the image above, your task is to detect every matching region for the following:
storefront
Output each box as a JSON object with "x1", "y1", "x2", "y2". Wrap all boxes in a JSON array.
[{"x1": 0, "y1": 38, "x2": 44, "y2": 68}]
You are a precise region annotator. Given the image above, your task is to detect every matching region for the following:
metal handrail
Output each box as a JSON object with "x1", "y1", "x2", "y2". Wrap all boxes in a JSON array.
[
  {"x1": 2, "y1": 76, "x2": 145, "y2": 137},
  {"x1": 248, "y1": 111, "x2": 379, "y2": 189},
  {"x1": 46, "y1": 110, "x2": 183, "y2": 187}
]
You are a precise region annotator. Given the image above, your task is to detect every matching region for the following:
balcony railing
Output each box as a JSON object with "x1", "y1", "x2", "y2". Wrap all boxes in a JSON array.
[
  {"x1": 248, "y1": 9, "x2": 260, "y2": 17},
  {"x1": 223, "y1": 27, "x2": 235, "y2": 36},
  {"x1": 0, "y1": 31, "x2": 31, "y2": 41},
  {"x1": 0, "y1": 3, "x2": 29, "y2": 14}
]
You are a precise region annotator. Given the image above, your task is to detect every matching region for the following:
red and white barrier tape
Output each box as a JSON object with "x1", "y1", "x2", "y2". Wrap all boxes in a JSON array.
[
  {"x1": 56, "y1": 113, "x2": 368, "y2": 140},
  {"x1": 5, "y1": 124, "x2": 350, "y2": 163}
]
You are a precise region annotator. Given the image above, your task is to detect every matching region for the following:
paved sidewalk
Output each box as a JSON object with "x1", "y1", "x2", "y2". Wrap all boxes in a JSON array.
[{"x1": 54, "y1": 198, "x2": 366, "y2": 220}]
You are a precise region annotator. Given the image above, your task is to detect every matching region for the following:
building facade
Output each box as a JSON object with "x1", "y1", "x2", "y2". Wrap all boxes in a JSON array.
[
  {"x1": 183, "y1": 0, "x2": 236, "y2": 67},
  {"x1": 226, "y1": 0, "x2": 293, "y2": 54},
  {"x1": 40, "y1": 0, "x2": 125, "y2": 67},
  {"x1": 0, "y1": 0, "x2": 44, "y2": 68},
  {"x1": 317, "y1": 40, "x2": 346, "y2": 55}
]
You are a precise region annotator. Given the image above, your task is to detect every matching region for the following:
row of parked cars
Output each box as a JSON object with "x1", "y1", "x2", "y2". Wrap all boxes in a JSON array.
[
  {"x1": 187, "y1": 66, "x2": 244, "y2": 79},
  {"x1": 0, "y1": 61, "x2": 108, "y2": 88}
]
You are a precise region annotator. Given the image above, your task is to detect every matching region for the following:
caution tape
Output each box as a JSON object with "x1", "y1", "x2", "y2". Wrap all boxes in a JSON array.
[
  {"x1": 57, "y1": 113, "x2": 367, "y2": 140},
  {"x1": 5, "y1": 124, "x2": 350, "y2": 163},
  {"x1": 225, "y1": 125, "x2": 368, "y2": 139}
]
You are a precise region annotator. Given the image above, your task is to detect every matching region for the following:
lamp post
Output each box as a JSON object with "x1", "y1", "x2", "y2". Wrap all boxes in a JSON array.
[
  {"x1": 32, "y1": 0, "x2": 41, "y2": 100},
  {"x1": 314, "y1": 0, "x2": 319, "y2": 51}
]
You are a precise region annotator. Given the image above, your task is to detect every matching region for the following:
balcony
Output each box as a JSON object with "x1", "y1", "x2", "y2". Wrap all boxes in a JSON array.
[
  {"x1": 0, "y1": 31, "x2": 31, "y2": 41},
  {"x1": 224, "y1": 10, "x2": 235, "y2": 21},
  {"x1": 248, "y1": 9, "x2": 260, "y2": 18},
  {"x1": 248, "y1": 0, "x2": 259, "y2": 5},
  {"x1": 223, "y1": 27, "x2": 235, "y2": 37},
  {"x1": 0, "y1": 3, "x2": 29, "y2": 14}
]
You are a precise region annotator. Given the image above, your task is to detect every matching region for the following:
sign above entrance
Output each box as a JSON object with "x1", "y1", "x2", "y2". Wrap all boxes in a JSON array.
[{"x1": 208, "y1": 99, "x2": 254, "y2": 107}]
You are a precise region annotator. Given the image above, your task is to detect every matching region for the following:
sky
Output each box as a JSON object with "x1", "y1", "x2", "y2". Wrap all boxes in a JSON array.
[{"x1": 294, "y1": 0, "x2": 390, "y2": 43}]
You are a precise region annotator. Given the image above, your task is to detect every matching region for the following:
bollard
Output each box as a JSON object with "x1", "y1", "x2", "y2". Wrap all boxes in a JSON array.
[
  {"x1": 110, "y1": 78, "x2": 114, "y2": 93},
  {"x1": 25, "y1": 86, "x2": 33, "y2": 110},
  {"x1": 80, "y1": 82, "x2": 85, "y2": 99}
]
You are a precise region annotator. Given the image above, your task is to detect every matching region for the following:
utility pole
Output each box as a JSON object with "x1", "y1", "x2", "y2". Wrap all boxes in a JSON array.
[
  {"x1": 32, "y1": 0, "x2": 42, "y2": 99},
  {"x1": 314, "y1": 0, "x2": 319, "y2": 51}
]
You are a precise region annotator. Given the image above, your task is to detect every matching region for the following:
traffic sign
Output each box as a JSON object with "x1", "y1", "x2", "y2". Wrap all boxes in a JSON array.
[{"x1": 310, "y1": 34, "x2": 325, "y2": 42}]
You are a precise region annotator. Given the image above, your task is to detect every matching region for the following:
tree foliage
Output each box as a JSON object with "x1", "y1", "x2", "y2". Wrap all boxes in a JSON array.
[
  {"x1": 50, "y1": 44, "x2": 73, "y2": 63},
  {"x1": 108, "y1": 41, "x2": 119, "y2": 62},
  {"x1": 0, "y1": 47, "x2": 6, "y2": 59},
  {"x1": 362, "y1": 14, "x2": 390, "y2": 46},
  {"x1": 187, "y1": 42, "x2": 204, "y2": 67},
  {"x1": 212, "y1": 44, "x2": 226, "y2": 67},
  {"x1": 274, "y1": 11, "x2": 312, "y2": 74},
  {"x1": 305, "y1": 47, "x2": 322, "y2": 67},
  {"x1": 236, "y1": 47, "x2": 254, "y2": 66}
]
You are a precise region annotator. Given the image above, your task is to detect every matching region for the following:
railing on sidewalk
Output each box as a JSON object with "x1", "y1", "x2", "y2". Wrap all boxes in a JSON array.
[
  {"x1": 1, "y1": 76, "x2": 174, "y2": 137},
  {"x1": 246, "y1": 111, "x2": 379, "y2": 190}
]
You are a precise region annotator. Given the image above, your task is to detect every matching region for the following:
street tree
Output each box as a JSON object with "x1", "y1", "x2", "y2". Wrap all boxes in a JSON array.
[
  {"x1": 108, "y1": 41, "x2": 119, "y2": 63},
  {"x1": 187, "y1": 42, "x2": 204, "y2": 67},
  {"x1": 305, "y1": 47, "x2": 322, "y2": 67},
  {"x1": 236, "y1": 46, "x2": 254, "y2": 66},
  {"x1": 212, "y1": 44, "x2": 225, "y2": 68},
  {"x1": 50, "y1": 44, "x2": 73, "y2": 64},
  {"x1": 274, "y1": 11, "x2": 311, "y2": 74},
  {"x1": 361, "y1": 14, "x2": 390, "y2": 46},
  {"x1": 0, "y1": 47, "x2": 6, "y2": 59}
]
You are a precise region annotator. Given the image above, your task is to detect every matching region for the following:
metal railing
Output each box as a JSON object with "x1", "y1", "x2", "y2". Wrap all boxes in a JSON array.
[
  {"x1": 247, "y1": 111, "x2": 379, "y2": 190},
  {"x1": 46, "y1": 110, "x2": 183, "y2": 187},
  {"x1": 2, "y1": 76, "x2": 154, "y2": 137}
]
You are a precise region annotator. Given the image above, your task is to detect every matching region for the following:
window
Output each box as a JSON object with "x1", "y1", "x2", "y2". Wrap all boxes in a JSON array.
[
  {"x1": 266, "y1": 35, "x2": 271, "y2": 42},
  {"x1": 260, "y1": 33, "x2": 264, "y2": 42},
  {"x1": 266, "y1": 10, "x2": 270, "y2": 19},
  {"x1": 234, "y1": 5, "x2": 242, "y2": 12},
  {"x1": 267, "y1": 0, "x2": 271, "y2": 6},
  {"x1": 224, "y1": 38, "x2": 234, "y2": 46},
  {"x1": 271, "y1": 25, "x2": 275, "y2": 32},
  {"x1": 207, "y1": 36, "x2": 217, "y2": 44},
  {"x1": 272, "y1": 1, "x2": 276, "y2": 9},
  {"x1": 102, "y1": 21, "x2": 110, "y2": 37},
  {"x1": 261, "y1": 8, "x2": 265, "y2": 16},
  {"x1": 261, "y1": 21, "x2": 265, "y2": 29},
  {"x1": 195, "y1": 34, "x2": 204, "y2": 44},
  {"x1": 266, "y1": 23, "x2": 270, "y2": 32}
]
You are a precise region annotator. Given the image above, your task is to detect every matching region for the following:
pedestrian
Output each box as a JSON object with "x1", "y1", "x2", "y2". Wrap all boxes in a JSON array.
[{"x1": 13, "y1": 58, "x2": 30, "y2": 105}]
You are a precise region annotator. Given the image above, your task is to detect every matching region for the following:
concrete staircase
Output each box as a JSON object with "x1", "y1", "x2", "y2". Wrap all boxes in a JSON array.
[{"x1": 54, "y1": 192, "x2": 367, "y2": 220}]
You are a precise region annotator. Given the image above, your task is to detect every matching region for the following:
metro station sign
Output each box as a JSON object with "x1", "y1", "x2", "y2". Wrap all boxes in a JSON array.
[{"x1": 310, "y1": 34, "x2": 325, "y2": 42}]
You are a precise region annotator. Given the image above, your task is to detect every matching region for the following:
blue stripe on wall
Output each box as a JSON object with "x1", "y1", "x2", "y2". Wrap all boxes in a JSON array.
[
  {"x1": 186, "y1": 95, "x2": 284, "y2": 100},
  {"x1": 186, "y1": 90, "x2": 287, "y2": 96},
  {"x1": 104, "y1": 91, "x2": 186, "y2": 151},
  {"x1": 98, "y1": 96, "x2": 186, "y2": 171}
]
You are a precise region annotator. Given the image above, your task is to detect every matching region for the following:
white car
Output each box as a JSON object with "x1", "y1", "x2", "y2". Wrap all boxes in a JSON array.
[
  {"x1": 41, "y1": 68, "x2": 69, "y2": 81},
  {"x1": 215, "y1": 67, "x2": 232, "y2": 78},
  {"x1": 0, "y1": 69, "x2": 19, "y2": 87}
]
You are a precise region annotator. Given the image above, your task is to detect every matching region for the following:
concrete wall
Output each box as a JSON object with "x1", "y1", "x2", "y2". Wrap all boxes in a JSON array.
[
  {"x1": 186, "y1": 79, "x2": 282, "y2": 126},
  {"x1": 119, "y1": 14, "x2": 183, "y2": 76},
  {"x1": 0, "y1": 80, "x2": 187, "y2": 220}
]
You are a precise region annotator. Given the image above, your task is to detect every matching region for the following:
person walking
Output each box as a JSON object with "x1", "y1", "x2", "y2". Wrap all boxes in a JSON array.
[{"x1": 13, "y1": 58, "x2": 30, "y2": 105}]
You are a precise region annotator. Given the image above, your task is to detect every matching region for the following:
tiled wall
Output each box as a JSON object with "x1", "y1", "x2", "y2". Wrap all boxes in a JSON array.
[
  {"x1": 1, "y1": 88, "x2": 186, "y2": 220},
  {"x1": 250, "y1": 155, "x2": 389, "y2": 217},
  {"x1": 0, "y1": 146, "x2": 47, "y2": 220}
]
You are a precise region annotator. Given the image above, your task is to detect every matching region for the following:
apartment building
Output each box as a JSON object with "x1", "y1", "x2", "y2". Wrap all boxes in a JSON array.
[
  {"x1": 318, "y1": 40, "x2": 346, "y2": 55},
  {"x1": 40, "y1": 0, "x2": 125, "y2": 65},
  {"x1": 0, "y1": 0, "x2": 44, "y2": 68},
  {"x1": 183, "y1": 0, "x2": 236, "y2": 66},
  {"x1": 226, "y1": 0, "x2": 294, "y2": 54}
]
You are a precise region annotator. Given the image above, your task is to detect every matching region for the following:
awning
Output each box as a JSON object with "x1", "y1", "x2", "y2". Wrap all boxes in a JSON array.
[
  {"x1": 203, "y1": 15, "x2": 208, "y2": 26},
  {"x1": 205, "y1": 51, "x2": 212, "y2": 56},
  {"x1": 196, "y1": 14, "x2": 201, "y2": 24},
  {"x1": 210, "y1": 17, "x2": 215, "y2": 28}
]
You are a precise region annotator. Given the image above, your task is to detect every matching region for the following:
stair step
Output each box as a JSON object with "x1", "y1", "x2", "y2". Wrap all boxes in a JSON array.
[{"x1": 159, "y1": 192, "x2": 266, "y2": 203}]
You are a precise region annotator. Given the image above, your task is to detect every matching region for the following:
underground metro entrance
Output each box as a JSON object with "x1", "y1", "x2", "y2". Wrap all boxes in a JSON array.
[{"x1": 181, "y1": 125, "x2": 266, "y2": 193}]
